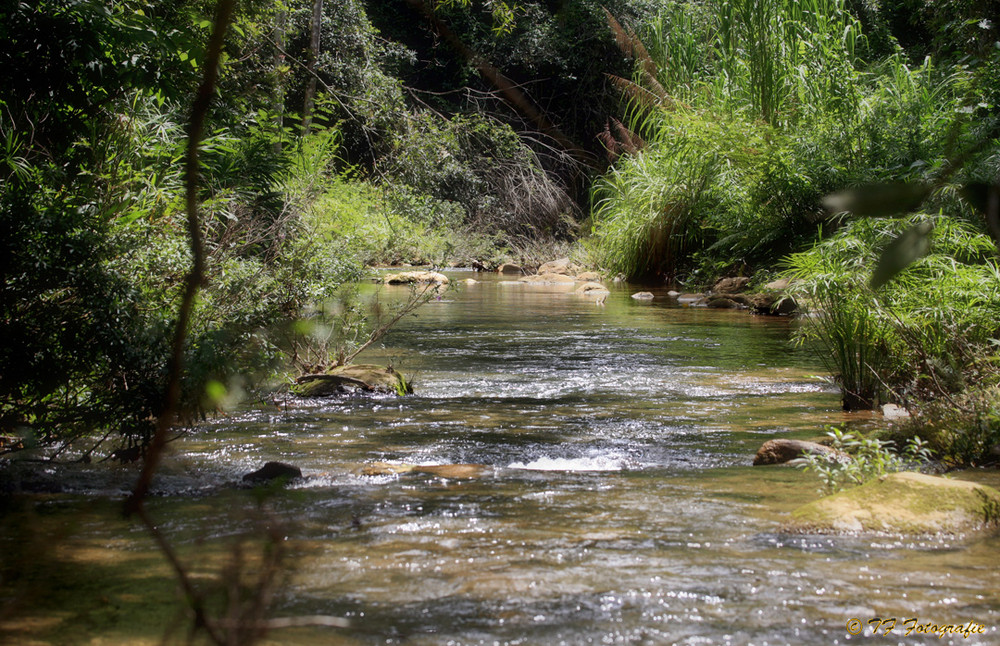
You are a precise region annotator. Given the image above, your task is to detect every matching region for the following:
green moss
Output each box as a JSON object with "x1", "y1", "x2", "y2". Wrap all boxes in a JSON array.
[{"x1": 790, "y1": 472, "x2": 1000, "y2": 534}]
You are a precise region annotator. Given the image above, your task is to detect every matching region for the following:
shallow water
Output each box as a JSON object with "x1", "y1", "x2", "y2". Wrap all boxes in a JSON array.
[{"x1": 2, "y1": 272, "x2": 999, "y2": 645}]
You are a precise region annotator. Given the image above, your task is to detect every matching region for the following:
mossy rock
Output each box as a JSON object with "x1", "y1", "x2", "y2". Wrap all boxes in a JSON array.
[
  {"x1": 292, "y1": 364, "x2": 411, "y2": 397},
  {"x1": 790, "y1": 472, "x2": 1000, "y2": 534}
]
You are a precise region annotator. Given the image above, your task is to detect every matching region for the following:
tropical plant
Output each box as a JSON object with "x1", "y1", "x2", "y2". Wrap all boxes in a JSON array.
[{"x1": 797, "y1": 426, "x2": 934, "y2": 493}]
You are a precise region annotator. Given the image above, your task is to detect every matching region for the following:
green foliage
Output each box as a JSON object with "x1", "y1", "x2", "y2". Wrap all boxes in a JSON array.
[
  {"x1": 595, "y1": 0, "x2": 998, "y2": 285},
  {"x1": 893, "y1": 387, "x2": 1000, "y2": 466},
  {"x1": 798, "y1": 426, "x2": 934, "y2": 493},
  {"x1": 786, "y1": 215, "x2": 1000, "y2": 408}
]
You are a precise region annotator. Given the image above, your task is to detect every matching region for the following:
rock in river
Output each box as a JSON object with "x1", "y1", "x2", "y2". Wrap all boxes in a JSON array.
[
  {"x1": 753, "y1": 438, "x2": 845, "y2": 465},
  {"x1": 497, "y1": 263, "x2": 525, "y2": 275},
  {"x1": 575, "y1": 281, "x2": 610, "y2": 295},
  {"x1": 292, "y1": 364, "x2": 411, "y2": 397},
  {"x1": 538, "y1": 257, "x2": 579, "y2": 276},
  {"x1": 243, "y1": 461, "x2": 302, "y2": 485},
  {"x1": 789, "y1": 472, "x2": 1000, "y2": 534},
  {"x1": 383, "y1": 271, "x2": 449, "y2": 285}
]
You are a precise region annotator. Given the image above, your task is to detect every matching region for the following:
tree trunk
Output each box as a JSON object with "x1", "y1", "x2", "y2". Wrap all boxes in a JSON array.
[{"x1": 301, "y1": 0, "x2": 323, "y2": 135}]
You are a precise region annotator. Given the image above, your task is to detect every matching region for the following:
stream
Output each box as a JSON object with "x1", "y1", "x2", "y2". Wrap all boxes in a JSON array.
[{"x1": 2, "y1": 271, "x2": 999, "y2": 645}]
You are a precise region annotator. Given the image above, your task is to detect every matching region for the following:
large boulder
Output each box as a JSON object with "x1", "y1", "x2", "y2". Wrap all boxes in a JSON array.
[
  {"x1": 789, "y1": 472, "x2": 1000, "y2": 534},
  {"x1": 497, "y1": 263, "x2": 525, "y2": 275},
  {"x1": 764, "y1": 277, "x2": 792, "y2": 291},
  {"x1": 753, "y1": 438, "x2": 845, "y2": 465},
  {"x1": 576, "y1": 271, "x2": 603, "y2": 282},
  {"x1": 749, "y1": 293, "x2": 799, "y2": 315},
  {"x1": 713, "y1": 276, "x2": 751, "y2": 294},
  {"x1": 292, "y1": 364, "x2": 411, "y2": 397},
  {"x1": 383, "y1": 271, "x2": 449, "y2": 285},
  {"x1": 538, "y1": 257, "x2": 579, "y2": 276}
]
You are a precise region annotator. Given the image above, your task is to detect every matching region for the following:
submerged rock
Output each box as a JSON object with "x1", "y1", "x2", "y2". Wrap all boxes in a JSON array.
[
  {"x1": 243, "y1": 461, "x2": 302, "y2": 485},
  {"x1": 519, "y1": 273, "x2": 576, "y2": 285},
  {"x1": 676, "y1": 293, "x2": 705, "y2": 305},
  {"x1": 383, "y1": 271, "x2": 449, "y2": 285},
  {"x1": 631, "y1": 291, "x2": 655, "y2": 300},
  {"x1": 790, "y1": 472, "x2": 1000, "y2": 534},
  {"x1": 753, "y1": 439, "x2": 845, "y2": 465},
  {"x1": 292, "y1": 364, "x2": 410, "y2": 397}
]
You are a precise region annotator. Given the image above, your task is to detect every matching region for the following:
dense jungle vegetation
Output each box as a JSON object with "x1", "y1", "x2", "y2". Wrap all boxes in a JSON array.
[{"x1": 1, "y1": 0, "x2": 999, "y2": 465}]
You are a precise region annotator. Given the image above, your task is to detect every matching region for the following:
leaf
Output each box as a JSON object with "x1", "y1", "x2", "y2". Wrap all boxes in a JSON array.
[
  {"x1": 822, "y1": 182, "x2": 931, "y2": 217},
  {"x1": 870, "y1": 219, "x2": 934, "y2": 290}
]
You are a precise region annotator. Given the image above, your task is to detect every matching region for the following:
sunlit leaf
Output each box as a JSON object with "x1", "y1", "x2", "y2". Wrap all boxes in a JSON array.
[
  {"x1": 204, "y1": 379, "x2": 227, "y2": 405},
  {"x1": 870, "y1": 219, "x2": 934, "y2": 290},
  {"x1": 822, "y1": 182, "x2": 931, "y2": 217}
]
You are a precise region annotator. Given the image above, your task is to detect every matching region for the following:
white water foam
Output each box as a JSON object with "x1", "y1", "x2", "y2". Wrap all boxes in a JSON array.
[{"x1": 507, "y1": 454, "x2": 628, "y2": 472}]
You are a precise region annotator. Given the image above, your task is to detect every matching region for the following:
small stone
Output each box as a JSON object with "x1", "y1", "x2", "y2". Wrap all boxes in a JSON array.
[{"x1": 631, "y1": 292, "x2": 655, "y2": 300}]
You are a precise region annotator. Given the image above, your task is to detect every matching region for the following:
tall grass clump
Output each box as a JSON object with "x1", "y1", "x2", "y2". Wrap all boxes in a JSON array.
[
  {"x1": 594, "y1": 0, "x2": 989, "y2": 285},
  {"x1": 591, "y1": 139, "x2": 720, "y2": 279},
  {"x1": 786, "y1": 215, "x2": 1000, "y2": 410}
]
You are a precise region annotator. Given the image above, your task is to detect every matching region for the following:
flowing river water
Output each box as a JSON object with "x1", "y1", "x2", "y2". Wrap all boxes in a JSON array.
[{"x1": 2, "y1": 272, "x2": 999, "y2": 645}]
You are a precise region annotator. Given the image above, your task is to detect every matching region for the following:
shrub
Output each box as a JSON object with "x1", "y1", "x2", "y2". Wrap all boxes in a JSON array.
[{"x1": 797, "y1": 426, "x2": 934, "y2": 493}]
